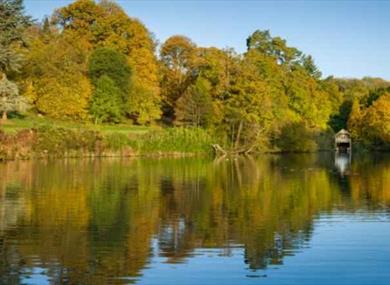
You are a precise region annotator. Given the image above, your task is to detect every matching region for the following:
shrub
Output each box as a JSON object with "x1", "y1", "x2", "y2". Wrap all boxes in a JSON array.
[
  {"x1": 33, "y1": 125, "x2": 102, "y2": 156},
  {"x1": 137, "y1": 127, "x2": 214, "y2": 153},
  {"x1": 103, "y1": 133, "x2": 131, "y2": 151},
  {"x1": 275, "y1": 123, "x2": 318, "y2": 152}
]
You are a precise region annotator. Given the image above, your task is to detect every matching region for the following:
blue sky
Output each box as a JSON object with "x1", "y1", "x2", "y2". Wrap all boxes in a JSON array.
[{"x1": 24, "y1": 0, "x2": 390, "y2": 79}]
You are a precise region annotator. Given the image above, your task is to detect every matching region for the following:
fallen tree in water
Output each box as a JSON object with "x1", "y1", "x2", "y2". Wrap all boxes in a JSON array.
[{"x1": 212, "y1": 143, "x2": 257, "y2": 156}]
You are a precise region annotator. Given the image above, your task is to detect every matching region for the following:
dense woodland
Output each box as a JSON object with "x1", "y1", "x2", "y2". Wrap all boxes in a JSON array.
[{"x1": 1, "y1": 0, "x2": 390, "y2": 153}]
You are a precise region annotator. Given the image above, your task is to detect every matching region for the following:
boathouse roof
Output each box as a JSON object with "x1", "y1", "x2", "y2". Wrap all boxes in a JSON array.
[{"x1": 335, "y1": 129, "x2": 350, "y2": 138}]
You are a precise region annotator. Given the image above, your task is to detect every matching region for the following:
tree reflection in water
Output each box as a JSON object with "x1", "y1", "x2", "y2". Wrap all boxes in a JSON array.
[{"x1": 0, "y1": 153, "x2": 390, "y2": 284}]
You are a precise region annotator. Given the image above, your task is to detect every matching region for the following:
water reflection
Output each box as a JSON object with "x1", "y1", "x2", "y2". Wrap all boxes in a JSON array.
[
  {"x1": 335, "y1": 152, "x2": 351, "y2": 176},
  {"x1": 0, "y1": 154, "x2": 390, "y2": 284}
]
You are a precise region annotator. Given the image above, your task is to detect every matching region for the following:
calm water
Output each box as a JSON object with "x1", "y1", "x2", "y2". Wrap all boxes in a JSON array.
[{"x1": 1, "y1": 153, "x2": 390, "y2": 285}]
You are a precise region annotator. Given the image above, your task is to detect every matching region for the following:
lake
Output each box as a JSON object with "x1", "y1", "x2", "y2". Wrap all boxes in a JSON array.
[{"x1": 1, "y1": 153, "x2": 390, "y2": 285}]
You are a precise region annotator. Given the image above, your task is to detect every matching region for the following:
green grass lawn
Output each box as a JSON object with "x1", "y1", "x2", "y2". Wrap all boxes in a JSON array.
[{"x1": 0, "y1": 115, "x2": 152, "y2": 135}]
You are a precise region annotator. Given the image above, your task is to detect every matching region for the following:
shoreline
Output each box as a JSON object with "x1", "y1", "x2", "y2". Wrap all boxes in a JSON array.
[{"x1": 1, "y1": 125, "x2": 388, "y2": 162}]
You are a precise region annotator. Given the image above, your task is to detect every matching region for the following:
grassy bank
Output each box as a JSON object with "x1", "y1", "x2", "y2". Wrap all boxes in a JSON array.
[
  {"x1": 4, "y1": 116, "x2": 384, "y2": 161},
  {"x1": 1, "y1": 115, "x2": 150, "y2": 135},
  {"x1": 0, "y1": 117, "x2": 214, "y2": 161}
]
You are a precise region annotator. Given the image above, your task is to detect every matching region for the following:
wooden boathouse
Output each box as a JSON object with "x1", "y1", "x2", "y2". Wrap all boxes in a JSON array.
[{"x1": 335, "y1": 129, "x2": 351, "y2": 152}]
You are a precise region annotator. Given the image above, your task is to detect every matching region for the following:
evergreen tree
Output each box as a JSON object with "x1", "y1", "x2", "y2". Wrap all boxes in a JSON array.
[
  {"x1": 0, "y1": 0, "x2": 33, "y2": 75},
  {"x1": 0, "y1": 0, "x2": 32, "y2": 122}
]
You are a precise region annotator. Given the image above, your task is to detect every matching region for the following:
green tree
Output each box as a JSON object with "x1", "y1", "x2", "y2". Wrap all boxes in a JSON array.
[
  {"x1": 0, "y1": 0, "x2": 33, "y2": 76},
  {"x1": 302, "y1": 55, "x2": 322, "y2": 79},
  {"x1": 284, "y1": 68, "x2": 331, "y2": 129},
  {"x1": 275, "y1": 122, "x2": 317, "y2": 152},
  {"x1": 328, "y1": 100, "x2": 353, "y2": 132},
  {"x1": 0, "y1": 0, "x2": 32, "y2": 122},
  {"x1": 90, "y1": 75, "x2": 122, "y2": 124},
  {"x1": 88, "y1": 48, "x2": 131, "y2": 122},
  {"x1": 88, "y1": 47, "x2": 131, "y2": 101},
  {"x1": 246, "y1": 30, "x2": 302, "y2": 67}
]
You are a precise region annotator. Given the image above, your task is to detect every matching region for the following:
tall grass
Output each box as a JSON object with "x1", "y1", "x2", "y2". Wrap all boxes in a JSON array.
[
  {"x1": 0, "y1": 124, "x2": 215, "y2": 160},
  {"x1": 135, "y1": 127, "x2": 214, "y2": 154}
]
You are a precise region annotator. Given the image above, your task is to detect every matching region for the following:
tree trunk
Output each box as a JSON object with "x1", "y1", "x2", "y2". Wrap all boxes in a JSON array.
[
  {"x1": 1, "y1": 111, "x2": 7, "y2": 124},
  {"x1": 234, "y1": 121, "x2": 243, "y2": 149},
  {"x1": 212, "y1": 144, "x2": 227, "y2": 156}
]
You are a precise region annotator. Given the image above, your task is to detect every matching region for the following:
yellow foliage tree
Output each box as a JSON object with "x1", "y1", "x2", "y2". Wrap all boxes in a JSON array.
[
  {"x1": 362, "y1": 94, "x2": 390, "y2": 145},
  {"x1": 25, "y1": 33, "x2": 91, "y2": 119},
  {"x1": 53, "y1": 0, "x2": 161, "y2": 124},
  {"x1": 160, "y1": 35, "x2": 200, "y2": 120},
  {"x1": 347, "y1": 99, "x2": 364, "y2": 140}
]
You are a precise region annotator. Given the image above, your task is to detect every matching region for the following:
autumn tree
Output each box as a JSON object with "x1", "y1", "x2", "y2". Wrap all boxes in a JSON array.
[
  {"x1": 160, "y1": 35, "x2": 199, "y2": 120},
  {"x1": 51, "y1": 0, "x2": 103, "y2": 48},
  {"x1": 175, "y1": 76, "x2": 214, "y2": 127},
  {"x1": 97, "y1": 1, "x2": 162, "y2": 124},
  {"x1": 15, "y1": 0, "x2": 389, "y2": 151},
  {"x1": 327, "y1": 77, "x2": 390, "y2": 136},
  {"x1": 223, "y1": 52, "x2": 278, "y2": 151},
  {"x1": 360, "y1": 94, "x2": 390, "y2": 147},
  {"x1": 53, "y1": 0, "x2": 162, "y2": 124},
  {"x1": 196, "y1": 47, "x2": 236, "y2": 100},
  {"x1": 321, "y1": 77, "x2": 343, "y2": 114},
  {"x1": 347, "y1": 99, "x2": 364, "y2": 140},
  {"x1": 333, "y1": 78, "x2": 370, "y2": 101},
  {"x1": 124, "y1": 15, "x2": 161, "y2": 124},
  {"x1": 25, "y1": 33, "x2": 91, "y2": 119}
]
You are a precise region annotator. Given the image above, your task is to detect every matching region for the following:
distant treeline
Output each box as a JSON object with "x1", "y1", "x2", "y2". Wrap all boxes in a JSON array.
[{"x1": 1, "y1": 0, "x2": 389, "y2": 152}]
